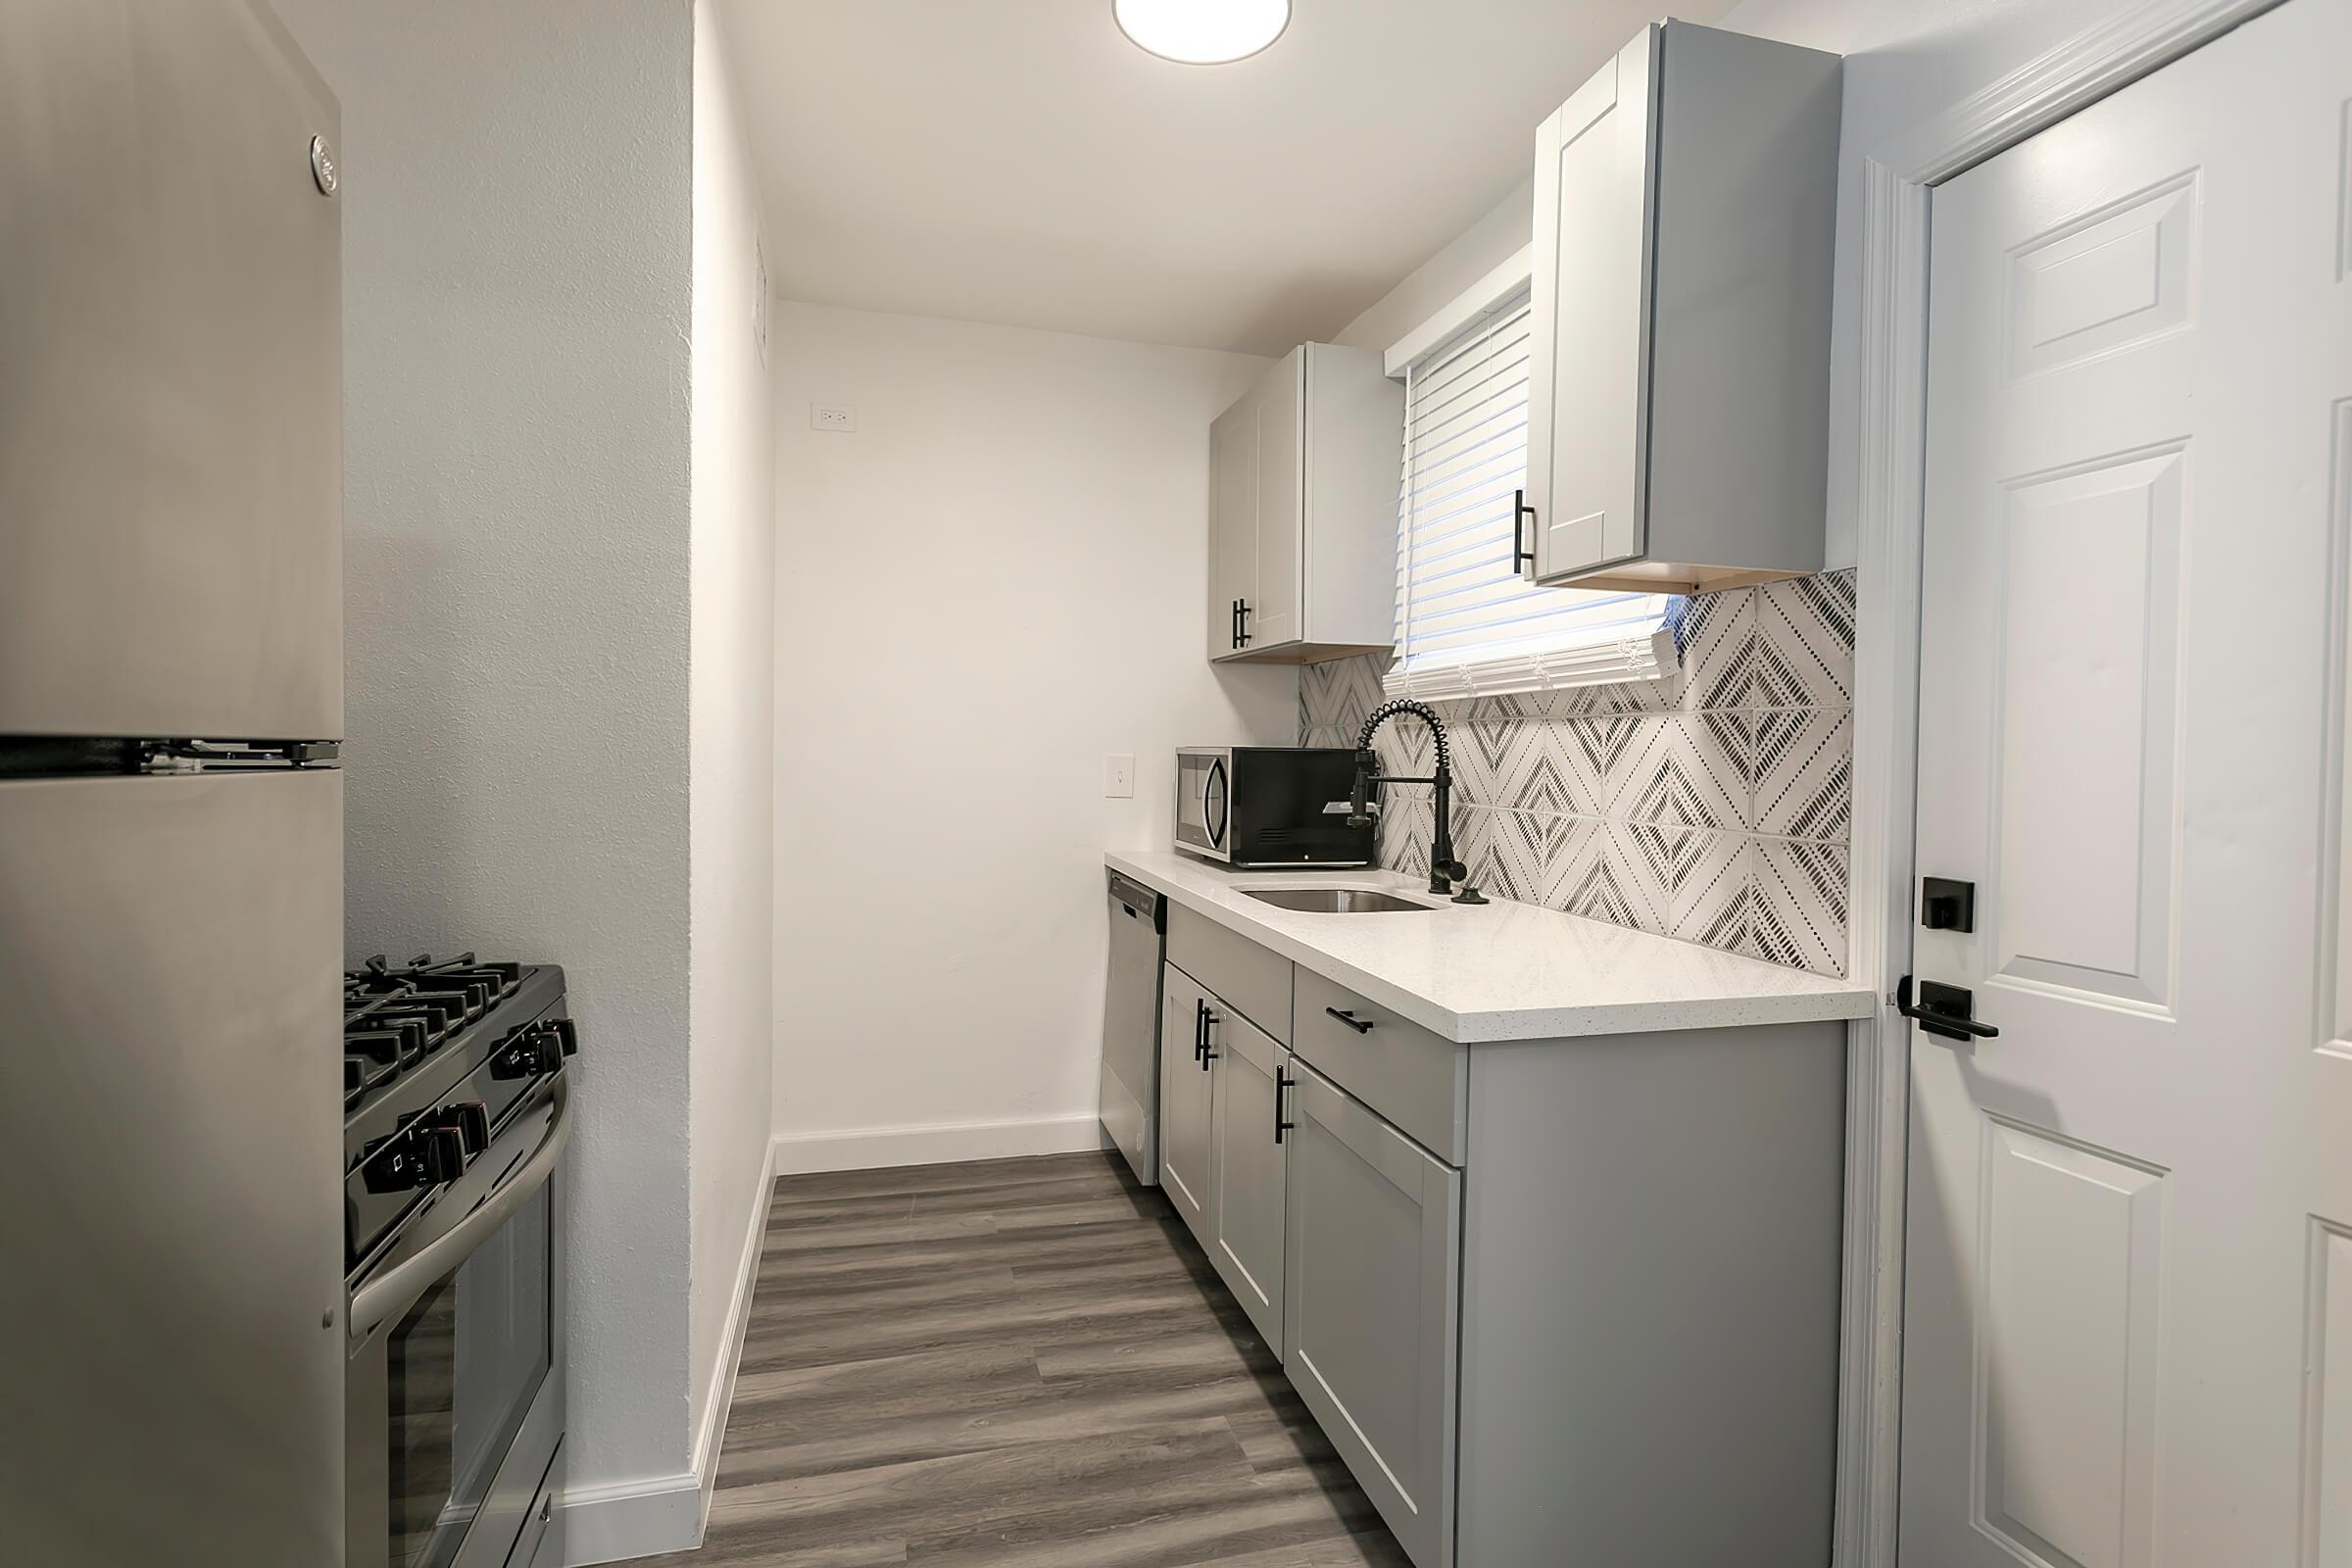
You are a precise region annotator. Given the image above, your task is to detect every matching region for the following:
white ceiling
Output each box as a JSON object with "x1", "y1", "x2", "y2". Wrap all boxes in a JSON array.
[{"x1": 713, "y1": 0, "x2": 1734, "y2": 357}]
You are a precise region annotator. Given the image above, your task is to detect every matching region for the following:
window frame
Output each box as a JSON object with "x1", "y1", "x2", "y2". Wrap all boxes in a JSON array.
[{"x1": 1382, "y1": 253, "x2": 1675, "y2": 702}]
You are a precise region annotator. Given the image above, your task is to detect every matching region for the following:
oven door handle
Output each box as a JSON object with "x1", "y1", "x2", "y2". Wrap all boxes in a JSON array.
[{"x1": 348, "y1": 1069, "x2": 574, "y2": 1341}]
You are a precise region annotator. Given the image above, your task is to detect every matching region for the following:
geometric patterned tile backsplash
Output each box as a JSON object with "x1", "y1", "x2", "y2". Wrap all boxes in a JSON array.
[{"x1": 1300, "y1": 568, "x2": 1855, "y2": 976}]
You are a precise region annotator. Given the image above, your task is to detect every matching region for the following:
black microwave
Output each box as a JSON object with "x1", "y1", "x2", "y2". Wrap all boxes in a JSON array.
[{"x1": 1174, "y1": 747, "x2": 1373, "y2": 867}]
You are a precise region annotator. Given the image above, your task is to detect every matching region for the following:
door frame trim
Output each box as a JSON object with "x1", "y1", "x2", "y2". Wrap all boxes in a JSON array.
[{"x1": 1839, "y1": 1, "x2": 2284, "y2": 1561}]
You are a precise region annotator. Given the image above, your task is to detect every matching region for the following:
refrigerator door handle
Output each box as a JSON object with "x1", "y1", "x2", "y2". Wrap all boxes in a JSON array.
[{"x1": 348, "y1": 1070, "x2": 574, "y2": 1340}]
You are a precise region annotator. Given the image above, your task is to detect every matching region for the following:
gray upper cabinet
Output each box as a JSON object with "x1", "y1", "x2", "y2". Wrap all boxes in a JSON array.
[
  {"x1": 1206, "y1": 1009, "x2": 1291, "y2": 1356},
  {"x1": 1158, "y1": 964, "x2": 1215, "y2": 1240},
  {"x1": 1526, "y1": 21, "x2": 1840, "y2": 595},
  {"x1": 1283, "y1": 1059, "x2": 1461, "y2": 1568},
  {"x1": 1208, "y1": 343, "x2": 1402, "y2": 665}
]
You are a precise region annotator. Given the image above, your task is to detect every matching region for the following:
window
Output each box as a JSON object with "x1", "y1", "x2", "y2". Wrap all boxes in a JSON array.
[{"x1": 1387, "y1": 282, "x2": 1674, "y2": 702}]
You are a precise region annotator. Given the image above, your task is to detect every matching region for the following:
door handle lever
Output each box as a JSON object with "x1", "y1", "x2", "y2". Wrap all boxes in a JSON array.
[{"x1": 1897, "y1": 974, "x2": 1999, "y2": 1042}]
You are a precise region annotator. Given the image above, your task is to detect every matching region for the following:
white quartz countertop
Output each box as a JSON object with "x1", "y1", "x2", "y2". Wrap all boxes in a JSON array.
[{"x1": 1108, "y1": 850, "x2": 1876, "y2": 1044}]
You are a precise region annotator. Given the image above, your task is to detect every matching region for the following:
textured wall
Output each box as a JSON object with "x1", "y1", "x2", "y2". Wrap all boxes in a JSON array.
[
  {"x1": 271, "y1": 0, "x2": 696, "y2": 1502},
  {"x1": 688, "y1": 0, "x2": 777, "y2": 1460},
  {"x1": 771, "y1": 302, "x2": 1295, "y2": 1150},
  {"x1": 1302, "y1": 571, "x2": 1855, "y2": 975}
]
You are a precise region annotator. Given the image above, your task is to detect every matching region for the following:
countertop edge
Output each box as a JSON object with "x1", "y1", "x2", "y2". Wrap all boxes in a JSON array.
[{"x1": 1107, "y1": 850, "x2": 1877, "y2": 1044}]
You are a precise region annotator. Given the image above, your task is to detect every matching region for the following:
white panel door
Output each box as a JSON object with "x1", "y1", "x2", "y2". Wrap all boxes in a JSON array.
[
  {"x1": 1526, "y1": 24, "x2": 1654, "y2": 584},
  {"x1": 1902, "y1": 4, "x2": 2352, "y2": 1565}
]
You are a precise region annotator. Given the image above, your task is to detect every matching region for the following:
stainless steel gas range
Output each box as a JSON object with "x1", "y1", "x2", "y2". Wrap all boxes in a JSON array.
[{"x1": 344, "y1": 956, "x2": 578, "y2": 1568}]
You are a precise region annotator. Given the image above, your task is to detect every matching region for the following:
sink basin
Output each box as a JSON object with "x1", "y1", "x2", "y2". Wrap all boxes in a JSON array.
[{"x1": 1243, "y1": 887, "x2": 1437, "y2": 913}]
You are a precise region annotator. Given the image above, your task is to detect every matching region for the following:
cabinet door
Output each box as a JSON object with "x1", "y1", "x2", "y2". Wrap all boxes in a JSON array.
[
  {"x1": 1208, "y1": 391, "x2": 1258, "y2": 661},
  {"x1": 1207, "y1": 1010, "x2": 1290, "y2": 1356},
  {"x1": 1527, "y1": 24, "x2": 1656, "y2": 584},
  {"x1": 1157, "y1": 964, "x2": 1215, "y2": 1240},
  {"x1": 1283, "y1": 1061, "x2": 1460, "y2": 1568},
  {"x1": 1249, "y1": 350, "x2": 1304, "y2": 650}
]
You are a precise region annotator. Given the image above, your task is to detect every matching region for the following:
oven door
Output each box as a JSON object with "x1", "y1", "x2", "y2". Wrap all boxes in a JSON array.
[
  {"x1": 348, "y1": 1073, "x2": 572, "y2": 1568},
  {"x1": 1174, "y1": 751, "x2": 1230, "y2": 859}
]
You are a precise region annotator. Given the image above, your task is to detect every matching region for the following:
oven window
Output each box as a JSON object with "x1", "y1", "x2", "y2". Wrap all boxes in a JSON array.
[{"x1": 385, "y1": 1183, "x2": 552, "y2": 1568}]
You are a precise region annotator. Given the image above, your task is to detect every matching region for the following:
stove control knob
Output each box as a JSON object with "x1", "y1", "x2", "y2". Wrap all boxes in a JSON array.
[
  {"x1": 442, "y1": 1102, "x2": 490, "y2": 1156},
  {"x1": 418, "y1": 1124, "x2": 467, "y2": 1185},
  {"x1": 490, "y1": 1032, "x2": 531, "y2": 1080},
  {"x1": 546, "y1": 1018, "x2": 580, "y2": 1057},
  {"x1": 491, "y1": 1028, "x2": 554, "y2": 1080}
]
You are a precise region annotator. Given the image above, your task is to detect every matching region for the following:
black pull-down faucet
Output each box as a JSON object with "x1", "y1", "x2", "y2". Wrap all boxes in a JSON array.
[{"x1": 1346, "y1": 698, "x2": 1467, "y2": 897}]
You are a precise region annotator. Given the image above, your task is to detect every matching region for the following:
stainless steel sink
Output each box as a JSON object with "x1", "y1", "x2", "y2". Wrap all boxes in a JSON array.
[{"x1": 1243, "y1": 887, "x2": 1437, "y2": 913}]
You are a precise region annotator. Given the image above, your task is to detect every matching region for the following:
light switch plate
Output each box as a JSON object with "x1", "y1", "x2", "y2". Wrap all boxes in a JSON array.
[
  {"x1": 1103, "y1": 754, "x2": 1135, "y2": 798},
  {"x1": 810, "y1": 404, "x2": 857, "y2": 432}
]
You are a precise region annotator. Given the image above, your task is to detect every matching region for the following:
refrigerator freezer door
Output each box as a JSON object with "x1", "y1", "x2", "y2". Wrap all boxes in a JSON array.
[
  {"x1": 0, "y1": 770, "x2": 345, "y2": 1565},
  {"x1": 0, "y1": 1, "x2": 342, "y2": 741}
]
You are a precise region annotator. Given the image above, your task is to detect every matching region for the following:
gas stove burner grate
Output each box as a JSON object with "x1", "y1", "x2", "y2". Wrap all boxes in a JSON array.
[{"x1": 342, "y1": 953, "x2": 528, "y2": 1111}]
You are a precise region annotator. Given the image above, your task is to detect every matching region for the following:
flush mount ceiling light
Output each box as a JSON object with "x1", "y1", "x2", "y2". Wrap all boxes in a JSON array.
[{"x1": 1113, "y1": 0, "x2": 1291, "y2": 65}]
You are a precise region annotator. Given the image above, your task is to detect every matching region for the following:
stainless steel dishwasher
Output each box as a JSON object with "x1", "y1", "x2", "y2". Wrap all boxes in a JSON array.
[{"x1": 1099, "y1": 869, "x2": 1166, "y2": 1187}]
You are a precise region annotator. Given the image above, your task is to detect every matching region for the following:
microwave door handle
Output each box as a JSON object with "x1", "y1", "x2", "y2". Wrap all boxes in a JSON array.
[{"x1": 348, "y1": 1069, "x2": 575, "y2": 1340}]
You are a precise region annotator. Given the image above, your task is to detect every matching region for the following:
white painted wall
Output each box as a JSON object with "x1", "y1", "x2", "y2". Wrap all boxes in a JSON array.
[
  {"x1": 1329, "y1": 0, "x2": 2155, "y2": 573},
  {"x1": 270, "y1": 0, "x2": 701, "y2": 1547},
  {"x1": 1330, "y1": 173, "x2": 1533, "y2": 359},
  {"x1": 687, "y1": 0, "x2": 777, "y2": 1480},
  {"x1": 769, "y1": 303, "x2": 1296, "y2": 1163}
]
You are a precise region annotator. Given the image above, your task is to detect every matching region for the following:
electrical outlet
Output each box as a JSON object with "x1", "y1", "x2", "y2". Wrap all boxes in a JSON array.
[
  {"x1": 1103, "y1": 754, "x2": 1135, "y2": 799},
  {"x1": 810, "y1": 404, "x2": 857, "y2": 432}
]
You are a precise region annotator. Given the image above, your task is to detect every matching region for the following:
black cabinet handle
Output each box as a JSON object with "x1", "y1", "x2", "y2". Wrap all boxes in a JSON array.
[
  {"x1": 1896, "y1": 975, "x2": 1999, "y2": 1043},
  {"x1": 1273, "y1": 1064, "x2": 1295, "y2": 1144},
  {"x1": 1230, "y1": 599, "x2": 1240, "y2": 650},
  {"x1": 1511, "y1": 488, "x2": 1537, "y2": 572},
  {"x1": 1236, "y1": 600, "x2": 1251, "y2": 647},
  {"x1": 1324, "y1": 1006, "x2": 1374, "y2": 1035},
  {"x1": 1200, "y1": 1009, "x2": 1219, "y2": 1068},
  {"x1": 1193, "y1": 998, "x2": 1207, "y2": 1062}
]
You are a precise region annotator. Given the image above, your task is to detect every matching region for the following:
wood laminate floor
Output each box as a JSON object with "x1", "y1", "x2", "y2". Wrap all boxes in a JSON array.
[{"x1": 641, "y1": 1151, "x2": 1410, "y2": 1568}]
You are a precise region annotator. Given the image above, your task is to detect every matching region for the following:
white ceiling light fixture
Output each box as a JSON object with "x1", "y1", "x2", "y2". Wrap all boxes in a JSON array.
[{"x1": 1112, "y1": 0, "x2": 1291, "y2": 65}]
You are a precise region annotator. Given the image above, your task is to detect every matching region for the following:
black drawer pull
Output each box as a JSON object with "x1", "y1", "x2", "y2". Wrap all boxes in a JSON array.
[
  {"x1": 1274, "y1": 1065, "x2": 1296, "y2": 1145},
  {"x1": 1324, "y1": 1006, "x2": 1374, "y2": 1035}
]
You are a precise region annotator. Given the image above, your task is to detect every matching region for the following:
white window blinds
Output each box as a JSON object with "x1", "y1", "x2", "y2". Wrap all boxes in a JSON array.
[{"x1": 1387, "y1": 284, "x2": 1674, "y2": 702}]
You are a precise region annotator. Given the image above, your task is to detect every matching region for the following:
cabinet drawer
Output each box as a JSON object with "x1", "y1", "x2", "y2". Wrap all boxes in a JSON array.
[
  {"x1": 1168, "y1": 904, "x2": 1292, "y2": 1046},
  {"x1": 1292, "y1": 968, "x2": 1466, "y2": 1166}
]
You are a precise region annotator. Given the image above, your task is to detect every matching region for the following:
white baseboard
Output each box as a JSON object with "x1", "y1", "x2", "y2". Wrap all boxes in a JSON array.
[
  {"x1": 561, "y1": 1469, "x2": 703, "y2": 1566},
  {"x1": 771, "y1": 1111, "x2": 1113, "y2": 1175},
  {"x1": 690, "y1": 1131, "x2": 777, "y2": 1532},
  {"x1": 562, "y1": 1135, "x2": 779, "y2": 1565}
]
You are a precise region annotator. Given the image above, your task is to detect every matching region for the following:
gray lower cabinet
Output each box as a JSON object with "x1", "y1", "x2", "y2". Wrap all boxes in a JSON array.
[
  {"x1": 1205, "y1": 1004, "x2": 1291, "y2": 1354},
  {"x1": 1282, "y1": 1059, "x2": 1461, "y2": 1568},
  {"x1": 1158, "y1": 963, "x2": 1214, "y2": 1236},
  {"x1": 1157, "y1": 933, "x2": 1843, "y2": 1568}
]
